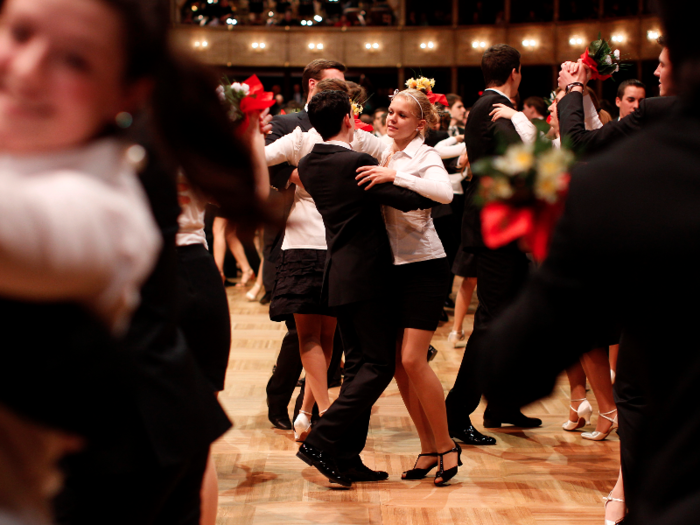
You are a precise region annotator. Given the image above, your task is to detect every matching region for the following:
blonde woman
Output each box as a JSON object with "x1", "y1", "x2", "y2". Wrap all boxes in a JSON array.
[{"x1": 355, "y1": 86, "x2": 460, "y2": 485}]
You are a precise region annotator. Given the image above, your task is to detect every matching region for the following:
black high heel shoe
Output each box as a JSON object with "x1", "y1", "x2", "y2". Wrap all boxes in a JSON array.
[
  {"x1": 402, "y1": 452, "x2": 438, "y2": 480},
  {"x1": 434, "y1": 442, "x2": 462, "y2": 486}
]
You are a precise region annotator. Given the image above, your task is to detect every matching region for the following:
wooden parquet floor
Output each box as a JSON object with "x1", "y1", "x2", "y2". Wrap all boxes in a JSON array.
[{"x1": 215, "y1": 278, "x2": 618, "y2": 525}]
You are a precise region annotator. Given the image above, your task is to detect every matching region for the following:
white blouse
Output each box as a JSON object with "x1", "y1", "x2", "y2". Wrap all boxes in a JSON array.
[
  {"x1": 176, "y1": 174, "x2": 208, "y2": 249},
  {"x1": 381, "y1": 135, "x2": 452, "y2": 265},
  {"x1": 0, "y1": 139, "x2": 161, "y2": 334},
  {"x1": 265, "y1": 127, "x2": 387, "y2": 250},
  {"x1": 511, "y1": 93, "x2": 604, "y2": 145}
]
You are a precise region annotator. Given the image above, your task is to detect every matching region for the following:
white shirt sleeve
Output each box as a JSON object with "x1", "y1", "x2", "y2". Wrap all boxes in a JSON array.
[
  {"x1": 511, "y1": 112, "x2": 538, "y2": 145},
  {"x1": 264, "y1": 126, "x2": 304, "y2": 167},
  {"x1": 352, "y1": 129, "x2": 388, "y2": 160},
  {"x1": 0, "y1": 168, "x2": 160, "y2": 334},
  {"x1": 393, "y1": 150, "x2": 453, "y2": 204},
  {"x1": 434, "y1": 136, "x2": 466, "y2": 159},
  {"x1": 583, "y1": 93, "x2": 604, "y2": 130}
]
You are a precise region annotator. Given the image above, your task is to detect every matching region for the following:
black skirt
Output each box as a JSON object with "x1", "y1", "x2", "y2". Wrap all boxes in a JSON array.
[
  {"x1": 176, "y1": 244, "x2": 231, "y2": 392},
  {"x1": 393, "y1": 257, "x2": 451, "y2": 331},
  {"x1": 269, "y1": 249, "x2": 334, "y2": 322}
]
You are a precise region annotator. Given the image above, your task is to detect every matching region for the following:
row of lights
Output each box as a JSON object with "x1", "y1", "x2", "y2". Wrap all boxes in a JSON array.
[{"x1": 197, "y1": 29, "x2": 662, "y2": 53}]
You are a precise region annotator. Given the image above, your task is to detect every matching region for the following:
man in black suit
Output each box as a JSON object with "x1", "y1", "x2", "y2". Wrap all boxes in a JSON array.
[
  {"x1": 557, "y1": 40, "x2": 677, "y2": 159},
  {"x1": 264, "y1": 59, "x2": 346, "y2": 430},
  {"x1": 296, "y1": 90, "x2": 437, "y2": 486},
  {"x1": 478, "y1": 3, "x2": 700, "y2": 521},
  {"x1": 445, "y1": 44, "x2": 542, "y2": 441}
]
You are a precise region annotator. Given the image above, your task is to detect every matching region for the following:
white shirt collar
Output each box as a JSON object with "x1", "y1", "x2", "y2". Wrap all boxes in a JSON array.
[
  {"x1": 485, "y1": 88, "x2": 510, "y2": 101},
  {"x1": 324, "y1": 140, "x2": 352, "y2": 150},
  {"x1": 394, "y1": 135, "x2": 424, "y2": 158}
]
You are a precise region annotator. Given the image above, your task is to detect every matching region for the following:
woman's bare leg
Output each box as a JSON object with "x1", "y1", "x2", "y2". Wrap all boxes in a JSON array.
[
  {"x1": 609, "y1": 344, "x2": 619, "y2": 382},
  {"x1": 224, "y1": 225, "x2": 254, "y2": 286},
  {"x1": 452, "y1": 277, "x2": 477, "y2": 334},
  {"x1": 566, "y1": 360, "x2": 588, "y2": 422},
  {"x1": 212, "y1": 217, "x2": 228, "y2": 282},
  {"x1": 395, "y1": 337, "x2": 436, "y2": 466},
  {"x1": 294, "y1": 314, "x2": 336, "y2": 414},
  {"x1": 399, "y1": 328, "x2": 458, "y2": 482},
  {"x1": 581, "y1": 347, "x2": 617, "y2": 434}
]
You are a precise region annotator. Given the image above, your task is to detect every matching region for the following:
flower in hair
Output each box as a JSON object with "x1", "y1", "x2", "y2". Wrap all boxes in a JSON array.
[
  {"x1": 405, "y1": 76, "x2": 435, "y2": 94},
  {"x1": 351, "y1": 101, "x2": 364, "y2": 116}
]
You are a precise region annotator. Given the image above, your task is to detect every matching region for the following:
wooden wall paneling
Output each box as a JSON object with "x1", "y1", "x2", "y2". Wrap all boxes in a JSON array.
[
  {"x1": 554, "y1": 22, "x2": 603, "y2": 64},
  {"x1": 506, "y1": 24, "x2": 556, "y2": 65},
  {"x1": 343, "y1": 29, "x2": 403, "y2": 68},
  {"x1": 639, "y1": 16, "x2": 665, "y2": 60},
  {"x1": 401, "y1": 28, "x2": 456, "y2": 68},
  {"x1": 287, "y1": 29, "x2": 346, "y2": 68},
  {"x1": 454, "y1": 27, "x2": 508, "y2": 67},
  {"x1": 601, "y1": 17, "x2": 640, "y2": 61}
]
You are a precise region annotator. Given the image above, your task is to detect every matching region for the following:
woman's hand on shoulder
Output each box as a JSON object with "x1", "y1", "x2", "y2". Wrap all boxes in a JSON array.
[
  {"x1": 489, "y1": 103, "x2": 517, "y2": 122},
  {"x1": 355, "y1": 165, "x2": 396, "y2": 190}
]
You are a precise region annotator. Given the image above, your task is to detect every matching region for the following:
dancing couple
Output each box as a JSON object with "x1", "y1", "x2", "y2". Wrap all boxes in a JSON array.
[{"x1": 287, "y1": 81, "x2": 468, "y2": 487}]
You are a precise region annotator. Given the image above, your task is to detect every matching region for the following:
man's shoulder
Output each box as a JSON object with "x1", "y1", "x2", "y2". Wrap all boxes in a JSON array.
[{"x1": 272, "y1": 110, "x2": 309, "y2": 129}]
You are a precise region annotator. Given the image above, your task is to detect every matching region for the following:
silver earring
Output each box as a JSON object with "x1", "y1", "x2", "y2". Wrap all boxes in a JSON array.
[{"x1": 115, "y1": 112, "x2": 133, "y2": 129}]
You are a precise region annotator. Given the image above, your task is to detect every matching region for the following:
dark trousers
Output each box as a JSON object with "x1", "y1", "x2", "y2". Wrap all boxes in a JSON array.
[
  {"x1": 56, "y1": 443, "x2": 209, "y2": 525},
  {"x1": 614, "y1": 334, "x2": 647, "y2": 510},
  {"x1": 446, "y1": 247, "x2": 530, "y2": 424},
  {"x1": 304, "y1": 299, "x2": 397, "y2": 459},
  {"x1": 266, "y1": 317, "x2": 302, "y2": 418}
]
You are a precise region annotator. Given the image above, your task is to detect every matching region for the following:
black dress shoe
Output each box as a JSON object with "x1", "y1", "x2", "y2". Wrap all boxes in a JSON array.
[
  {"x1": 438, "y1": 308, "x2": 449, "y2": 323},
  {"x1": 297, "y1": 443, "x2": 353, "y2": 487},
  {"x1": 450, "y1": 425, "x2": 496, "y2": 445},
  {"x1": 269, "y1": 414, "x2": 292, "y2": 430},
  {"x1": 337, "y1": 456, "x2": 389, "y2": 482},
  {"x1": 483, "y1": 409, "x2": 542, "y2": 428},
  {"x1": 259, "y1": 291, "x2": 272, "y2": 305},
  {"x1": 444, "y1": 297, "x2": 455, "y2": 309},
  {"x1": 427, "y1": 345, "x2": 438, "y2": 362}
]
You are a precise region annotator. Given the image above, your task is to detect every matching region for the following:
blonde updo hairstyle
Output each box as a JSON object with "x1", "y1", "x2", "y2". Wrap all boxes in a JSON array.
[{"x1": 395, "y1": 88, "x2": 439, "y2": 138}]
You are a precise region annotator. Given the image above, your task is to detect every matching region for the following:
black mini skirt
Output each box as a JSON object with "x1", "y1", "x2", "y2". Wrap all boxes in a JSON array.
[
  {"x1": 393, "y1": 257, "x2": 450, "y2": 331},
  {"x1": 269, "y1": 249, "x2": 334, "y2": 322}
]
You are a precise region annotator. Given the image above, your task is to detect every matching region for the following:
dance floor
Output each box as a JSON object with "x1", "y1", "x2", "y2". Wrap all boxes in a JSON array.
[{"x1": 214, "y1": 278, "x2": 618, "y2": 525}]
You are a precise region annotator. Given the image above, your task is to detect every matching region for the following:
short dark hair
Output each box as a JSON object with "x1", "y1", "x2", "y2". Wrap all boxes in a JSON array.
[
  {"x1": 523, "y1": 96, "x2": 547, "y2": 117},
  {"x1": 308, "y1": 90, "x2": 352, "y2": 140},
  {"x1": 482, "y1": 44, "x2": 521, "y2": 87},
  {"x1": 616, "y1": 79, "x2": 646, "y2": 99},
  {"x1": 446, "y1": 94, "x2": 462, "y2": 109},
  {"x1": 302, "y1": 59, "x2": 347, "y2": 99},
  {"x1": 316, "y1": 78, "x2": 348, "y2": 94}
]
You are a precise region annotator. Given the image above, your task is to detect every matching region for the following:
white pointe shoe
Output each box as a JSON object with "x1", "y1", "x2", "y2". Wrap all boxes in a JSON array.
[
  {"x1": 582, "y1": 409, "x2": 618, "y2": 441},
  {"x1": 603, "y1": 491, "x2": 626, "y2": 525},
  {"x1": 447, "y1": 330, "x2": 465, "y2": 347},
  {"x1": 562, "y1": 398, "x2": 592, "y2": 431},
  {"x1": 293, "y1": 410, "x2": 312, "y2": 442},
  {"x1": 246, "y1": 283, "x2": 262, "y2": 301}
]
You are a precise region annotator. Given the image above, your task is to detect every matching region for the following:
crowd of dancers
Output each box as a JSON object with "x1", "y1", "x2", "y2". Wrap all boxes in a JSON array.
[{"x1": 1, "y1": 0, "x2": 700, "y2": 524}]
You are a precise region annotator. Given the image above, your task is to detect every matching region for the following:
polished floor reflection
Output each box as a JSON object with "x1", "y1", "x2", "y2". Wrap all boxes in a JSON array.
[{"x1": 215, "y1": 278, "x2": 618, "y2": 525}]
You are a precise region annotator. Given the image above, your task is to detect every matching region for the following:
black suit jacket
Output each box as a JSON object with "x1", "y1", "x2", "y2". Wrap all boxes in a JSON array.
[
  {"x1": 558, "y1": 92, "x2": 678, "y2": 158},
  {"x1": 299, "y1": 143, "x2": 437, "y2": 307},
  {"x1": 461, "y1": 90, "x2": 522, "y2": 250},
  {"x1": 478, "y1": 104, "x2": 700, "y2": 525},
  {"x1": 266, "y1": 110, "x2": 312, "y2": 190}
]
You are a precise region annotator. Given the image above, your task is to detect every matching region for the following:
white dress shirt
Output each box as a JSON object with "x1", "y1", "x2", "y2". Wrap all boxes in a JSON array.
[
  {"x1": 381, "y1": 135, "x2": 452, "y2": 265},
  {"x1": 265, "y1": 127, "x2": 387, "y2": 250},
  {"x1": 0, "y1": 139, "x2": 161, "y2": 334},
  {"x1": 511, "y1": 93, "x2": 604, "y2": 145}
]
